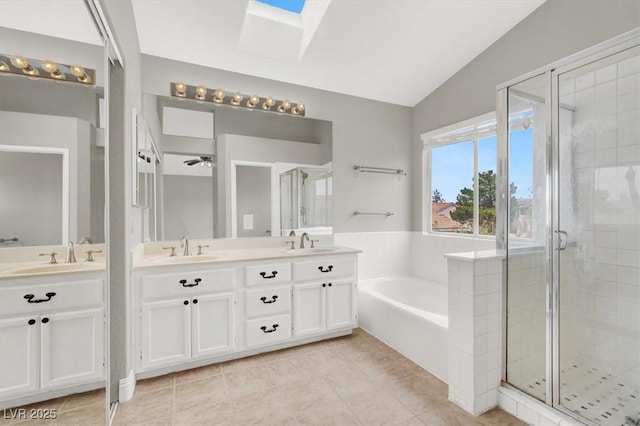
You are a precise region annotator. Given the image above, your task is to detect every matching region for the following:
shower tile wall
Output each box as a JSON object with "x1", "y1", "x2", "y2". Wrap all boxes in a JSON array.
[{"x1": 558, "y1": 52, "x2": 639, "y2": 391}]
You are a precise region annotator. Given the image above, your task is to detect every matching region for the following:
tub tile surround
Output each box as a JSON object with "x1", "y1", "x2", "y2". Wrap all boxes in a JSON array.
[
  {"x1": 445, "y1": 250, "x2": 504, "y2": 416},
  {"x1": 334, "y1": 232, "x2": 412, "y2": 280}
]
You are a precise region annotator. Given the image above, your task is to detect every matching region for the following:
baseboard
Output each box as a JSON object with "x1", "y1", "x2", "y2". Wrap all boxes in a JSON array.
[{"x1": 118, "y1": 370, "x2": 136, "y2": 402}]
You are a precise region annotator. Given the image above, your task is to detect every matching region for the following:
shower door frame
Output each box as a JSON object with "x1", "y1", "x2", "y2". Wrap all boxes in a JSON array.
[{"x1": 496, "y1": 28, "x2": 640, "y2": 426}]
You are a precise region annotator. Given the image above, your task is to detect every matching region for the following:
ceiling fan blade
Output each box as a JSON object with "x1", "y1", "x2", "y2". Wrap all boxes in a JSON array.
[{"x1": 183, "y1": 159, "x2": 200, "y2": 166}]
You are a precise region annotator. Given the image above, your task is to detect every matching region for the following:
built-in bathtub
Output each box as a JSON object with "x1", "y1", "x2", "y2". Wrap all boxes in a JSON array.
[{"x1": 358, "y1": 276, "x2": 448, "y2": 382}]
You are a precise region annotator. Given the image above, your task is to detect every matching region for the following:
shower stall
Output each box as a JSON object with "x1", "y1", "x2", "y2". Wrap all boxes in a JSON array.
[{"x1": 497, "y1": 30, "x2": 639, "y2": 426}]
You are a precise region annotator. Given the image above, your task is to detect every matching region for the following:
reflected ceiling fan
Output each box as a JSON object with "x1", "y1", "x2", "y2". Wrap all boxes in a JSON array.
[{"x1": 183, "y1": 156, "x2": 215, "y2": 167}]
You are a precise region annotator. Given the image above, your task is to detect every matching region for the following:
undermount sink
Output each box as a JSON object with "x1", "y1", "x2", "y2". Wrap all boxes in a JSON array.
[
  {"x1": 147, "y1": 254, "x2": 221, "y2": 264},
  {"x1": 13, "y1": 262, "x2": 104, "y2": 275},
  {"x1": 286, "y1": 247, "x2": 338, "y2": 255}
]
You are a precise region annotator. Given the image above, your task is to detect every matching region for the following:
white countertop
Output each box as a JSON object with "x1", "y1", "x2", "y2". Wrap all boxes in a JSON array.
[{"x1": 134, "y1": 245, "x2": 361, "y2": 270}]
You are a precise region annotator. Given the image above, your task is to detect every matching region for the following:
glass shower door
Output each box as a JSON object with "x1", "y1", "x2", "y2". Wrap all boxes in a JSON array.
[{"x1": 555, "y1": 45, "x2": 640, "y2": 425}]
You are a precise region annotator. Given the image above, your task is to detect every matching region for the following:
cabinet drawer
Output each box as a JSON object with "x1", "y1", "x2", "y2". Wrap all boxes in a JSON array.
[
  {"x1": 141, "y1": 269, "x2": 234, "y2": 300},
  {"x1": 0, "y1": 279, "x2": 103, "y2": 316},
  {"x1": 244, "y1": 263, "x2": 291, "y2": 287},
  {"x1": 292, "y1": 256, "x2": 355, "y2": 282},
  {"x1": 245, "y1": 285, "x2": 291, "y2": 318},
  {"x1": 245, "y1": 314, "x2": 291, "y2": 348}
]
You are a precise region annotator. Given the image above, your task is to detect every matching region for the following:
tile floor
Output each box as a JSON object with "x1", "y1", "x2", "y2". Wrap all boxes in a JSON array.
[{"x1": 1, "y1": 329, "x2": 526, "y2": 425}]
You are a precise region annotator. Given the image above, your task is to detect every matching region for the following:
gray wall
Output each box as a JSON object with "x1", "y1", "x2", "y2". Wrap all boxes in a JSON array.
[
  {"x1": 141, "y1": 55, "x2": 413, "y2": 233},
  {"x1": 163, "y1": 175, "x2": 214, "y2": 240},
  {"x1": 411, "y1": 0, "x2": 640, "y2": 230},
  {"x1": 236, "y1": 166, "x2": 271, "y2": 238}
]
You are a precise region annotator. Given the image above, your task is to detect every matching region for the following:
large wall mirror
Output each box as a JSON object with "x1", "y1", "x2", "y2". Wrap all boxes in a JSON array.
[
  {"x1": 138, "y1": 94, "x2": 333, "y2": 242},
  {"x1": 0, "y1": 1, "x2": 108, "y2": 424}
]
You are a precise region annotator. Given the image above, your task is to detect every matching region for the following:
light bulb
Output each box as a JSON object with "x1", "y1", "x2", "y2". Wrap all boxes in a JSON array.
[
  {"x1": 263, "y1": 97, "x2": 275, "y2": 110},
  {"x1": 247, "y1": 94, "x2": 259, "y2": 107},
  {"x1": 231, "y1": 92, "x2": 243, "y2": 105},
  {"x1": 213, "y1": 89, "x2": 225, "y2": 102},
  {"x1": 70, "y1": 65, "x2": 85, "y2": 77},
  {"x1": 41, "y1": 60, "x2": 58, "y2": 73},
  {"x1": 174, "y1": 82, "x2": 186, "y2": 97},
  {"x1": 195, "y1": 85, "x2": 207, "y2": 100},
  {"x1": 295, "y1": 102, "x2": 304, "y2": 112},
  {"x1": 281, "y1": 99, "x2": 291, "y2": 110},
  {"x1": 77, "y1": 73, "x2": 91, "y2": 84},
  {"x1": 0, "y1": 61, "x2": 9, "y2": 72},
  {"x1": 10, "y1": 56, "x2": 29, "y2": 69}
]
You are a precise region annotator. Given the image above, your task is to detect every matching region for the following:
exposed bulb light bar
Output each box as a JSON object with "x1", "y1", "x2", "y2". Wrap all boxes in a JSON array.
[
  {"x1": 170, "y1": 82, "x2": 305, "y2": 117},
  {"x1": 0, "y1": 53, "x2": 95, "y2": 85}
]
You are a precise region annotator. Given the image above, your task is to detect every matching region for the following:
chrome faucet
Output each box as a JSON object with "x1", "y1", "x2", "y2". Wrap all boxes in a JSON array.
[
  {"x1": 66, "y1": 241, "x2": 77, "y2": 263},
  {"x1": 299, "y1": 232, "x2": 310, "y2": 249},
  {"x1": 180, "y1": 235, "x2": 191, "y2": 256}
]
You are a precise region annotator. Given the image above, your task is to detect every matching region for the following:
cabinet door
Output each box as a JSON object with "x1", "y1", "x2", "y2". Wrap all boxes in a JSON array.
[
  {"x1": 293, "y1": 282, "x2": 326, "y2": 337},
  {"x1": 326, "y1": 280, "x2": 356, "y2": 331},
  {"x1": 141, "y1": 299, "x2": 190, "y2": 370},
  {"x1": 41, "y1": 308, "x2": 104, "y2": 389},
  {"x1": 191, "y1": 293, "x2": 234, "y2": 358},
  {"x1": 0, "y1": 316, "x2": 39, "y2": 399}
]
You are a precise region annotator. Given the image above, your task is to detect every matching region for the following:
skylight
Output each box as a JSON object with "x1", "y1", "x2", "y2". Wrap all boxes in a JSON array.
[{"x1": 256, "y1": 0, "x2": 306, "y2": 14}]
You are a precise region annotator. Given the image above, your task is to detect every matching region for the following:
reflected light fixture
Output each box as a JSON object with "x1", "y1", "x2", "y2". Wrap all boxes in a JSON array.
[
  {"x1": 170, "y1": 82, "x2": 305, "y2": 117},
  {"x1": 0, "y1": 53, "x2": 95, "y2": 85}
]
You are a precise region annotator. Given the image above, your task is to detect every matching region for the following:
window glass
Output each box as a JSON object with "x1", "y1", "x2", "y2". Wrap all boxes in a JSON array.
[
  {"x1": 431, "y1": 140, "x2": 474, "y2": 234},
  {"x1": 478, "y1": 135, "x2": 497, "y2": 235}
]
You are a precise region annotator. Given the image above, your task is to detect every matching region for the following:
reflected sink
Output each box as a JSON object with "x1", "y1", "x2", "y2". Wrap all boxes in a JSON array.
[
  {"x1": 147, "y1": 254, "x2": 221, "y2": 265},
  {"x1": 286, "y1": 247, "x2": 338, "y2": 255},
  {"x1": 13, "y1": 263, "x2": 104, "y2": 275}
]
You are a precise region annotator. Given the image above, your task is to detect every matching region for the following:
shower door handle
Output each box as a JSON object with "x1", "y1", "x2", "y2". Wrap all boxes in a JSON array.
[{"x1": 555, "y1": 230, "x2": 568, "y2": 250}]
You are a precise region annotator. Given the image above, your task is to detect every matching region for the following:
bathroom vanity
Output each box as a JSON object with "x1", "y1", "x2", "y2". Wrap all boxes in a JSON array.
[
  {"x1": 131, "y1": 243, "x2": 359, "y2": 378},
  {"x1": 0, "y1": 260, "x2": 106, "y2": 408}
]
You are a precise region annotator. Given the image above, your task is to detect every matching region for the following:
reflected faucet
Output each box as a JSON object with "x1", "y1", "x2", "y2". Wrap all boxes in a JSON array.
[
  {"x1": 299, "y1": 232, "x2": 310, "y2": 249},
  {"x1": 288, "y1": 230, "x2": 296, "y2": 237},
  {"x1": 66, "y1": 241, "x2": 77, "y2": 264},
  {"x1": 180, "y1": 235, "x2": 191, "y2": 256}
]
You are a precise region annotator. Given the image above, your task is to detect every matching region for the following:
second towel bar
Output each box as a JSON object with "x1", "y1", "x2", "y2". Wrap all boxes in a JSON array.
[{"x1": 353, "y1": 211, "x2": 394, "y2": 217}]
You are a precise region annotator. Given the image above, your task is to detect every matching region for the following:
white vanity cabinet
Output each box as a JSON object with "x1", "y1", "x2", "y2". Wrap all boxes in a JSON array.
[
  {"x1": 0, "y1": 273, "x2": 105, "y2": 403},
  {"x1": 132, "y1": 250, "x2": 357, "y2": 379},
  {"x1": 136, "y1": 267, "x2": 236, "y2": 372},
  {"x1": 292, "y1": 256, "x2": 357, "y2": 338}
]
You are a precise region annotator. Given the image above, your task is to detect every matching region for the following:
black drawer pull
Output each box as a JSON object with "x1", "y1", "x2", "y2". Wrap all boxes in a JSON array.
[
  {"x1": 28, "y1": 319, "x2": 36, "y2": 325},
  {"x1": 179, "y1": 278, "x2": 201, "y2": 288},
  {"x1": 318, "y1": 265, "x2": 333, "y2": 273},
  {"x1": 259, "y1": 271, "x2": 278, "y2": 279},
  {"x1": 24, "y1": 292, "x2": 56, "y2": 303},
  {"x1": 260, "y1": 324, "x2": 279, "y2": 333},
  {"x1": 41, "y1": 317, "x2": 49, "y2": 324},
  {"x1": 260, "y1": 295, "x2": 278, "y2": 304}
]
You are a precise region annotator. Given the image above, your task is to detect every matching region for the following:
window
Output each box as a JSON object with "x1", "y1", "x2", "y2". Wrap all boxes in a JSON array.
[
  {"x1": 256, "y1": 0, "x2": 306, "y2": 14},
  {"x1": 422, "y1": 113, "x2": 498, "y2": 236}
]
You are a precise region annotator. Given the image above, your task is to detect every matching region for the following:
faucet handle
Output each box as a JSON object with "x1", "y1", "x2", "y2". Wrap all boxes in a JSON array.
[
  {"x1": 310, "y1": 239, "x2": 320, "y2": 248},
  {"x1": 197, "y1": 245, "x2": 210, "y2": 256},
  {"x1": 285, "y1": 240, "x2": 295, "y2": 250},
  {"x1": 163, "y1": 246, "x2": 177, "y2": 257},
  {"x1": 39, "y1": 252, "x2": 58, "y2": 264},
  {"x1": 84, "y1": 249, "x2": 102, "y2": 262}
]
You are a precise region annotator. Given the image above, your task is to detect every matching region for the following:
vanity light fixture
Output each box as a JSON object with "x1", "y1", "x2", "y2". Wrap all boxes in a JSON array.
[
  {"x1": 0, "y1": 53, "x2": 95, "y2": 85},
  {"x1": 170, "y1": 82, "x2": 305, "y2": 117}
]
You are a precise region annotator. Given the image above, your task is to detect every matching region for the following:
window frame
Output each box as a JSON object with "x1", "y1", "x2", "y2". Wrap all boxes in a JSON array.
[{"x1": 421, "y1": 112, "x2": 497, "y2": 239}]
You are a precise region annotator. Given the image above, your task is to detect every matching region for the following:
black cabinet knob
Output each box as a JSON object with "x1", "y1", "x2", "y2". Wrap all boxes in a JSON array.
[
  {"x1": 28, "y1": 319, "x2": 36, "y2": 325},
  {"x1": 322, "y1": 283, "x2": 326, "y2": 287},
  {"x1": 183, "y1": 300, "x2": 189, "y2": 305},
  {"x1": 41, "y1": 317, "x2": 49, "y2": 324},
  {"x1": 193, "y1": 299, "x2": 198, "y2": 304},
  {"x1": 328, "y1": 283, "x2": 332, "y2": 287}
]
